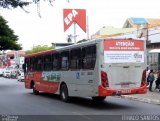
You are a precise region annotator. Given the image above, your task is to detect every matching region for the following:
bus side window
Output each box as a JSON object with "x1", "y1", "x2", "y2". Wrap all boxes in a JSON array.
[
  {"x1": 53, "y1": 53, "x2": 60, "y2": 71},
  {"x1": 32, "y1": 56, "x2": 37, "y2": 71},
  {"x1": 82, "y1": 45, "x2": 96, "y2": 70},
  {"x1": 44, "y1": 54, "x2": 52, "y2": 71},
  {"x1": 33, "y1": 56, "x2": 38, "y2": 71},
  {"x1": 61, "y1": 51, "x2": 69, "y2": 70},
  {"x1": 37, "y1": 56, "x2": 42, "y2": 71},
  {"x1": 27, "y1": 58, "x2": 30, "y2": 72},
  {"x1": 70, "y1": 48, "x2": 81, "y2": 70},
  {"x1": 48, "y1": 54, "x2": 52, "y2": 71},
  {"x1": 24, "y1": 58, "x2": 28, "y2": 73},
  {"x1": 30, "y1": 57, "x2": 34, "y2": 71}
]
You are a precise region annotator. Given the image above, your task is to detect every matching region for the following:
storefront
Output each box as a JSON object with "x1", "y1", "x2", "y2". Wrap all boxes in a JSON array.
[{"x1": 148, "y1": 49, "x2": 160, "y2": 70}]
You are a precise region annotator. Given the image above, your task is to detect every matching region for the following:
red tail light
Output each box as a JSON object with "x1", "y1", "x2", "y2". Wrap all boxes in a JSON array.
[
  {"x1": 141, "y1": 69, "x2": 146, "y2": 86},
  {"x1": 101, "y1": 71, "x2": 109, "y2": 87}
]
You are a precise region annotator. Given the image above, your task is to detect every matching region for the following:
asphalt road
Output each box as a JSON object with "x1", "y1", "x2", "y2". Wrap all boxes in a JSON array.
[{"x1": 0, "y1": 77, "x2": 160, "y2": 121}]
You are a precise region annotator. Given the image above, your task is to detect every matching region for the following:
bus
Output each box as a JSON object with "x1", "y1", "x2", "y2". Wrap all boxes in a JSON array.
[{"x1": 24, "y1": 39, "x2": 147, "y2": 102}]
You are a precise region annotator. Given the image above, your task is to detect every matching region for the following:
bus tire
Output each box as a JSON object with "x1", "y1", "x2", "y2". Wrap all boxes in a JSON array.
[
  {"x1": 32, "y1": 82, "x2": 39, "y2": 95},
  {"x1": 60, "y1": 84, "x2": 69, "y2": 102},
  {"x1": 92, "y1": 96, "x2": 106, "y2": 102}
]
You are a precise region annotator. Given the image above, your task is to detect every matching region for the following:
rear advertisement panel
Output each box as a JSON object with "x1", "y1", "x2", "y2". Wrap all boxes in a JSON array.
[{"x1": 104, "y1": 39, "x2": 144, "y2": 63}]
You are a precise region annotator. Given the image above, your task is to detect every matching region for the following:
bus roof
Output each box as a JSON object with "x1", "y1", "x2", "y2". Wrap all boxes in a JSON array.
[
  {"x1": 25, "y1": 38, "x2": 144, "y2": 58},
  {"x1": 25, "y1": 39, "x2": 101, "y2": 58},
  {"x1": 25, "y1": 49, "x2": 56, "y2": 58}
]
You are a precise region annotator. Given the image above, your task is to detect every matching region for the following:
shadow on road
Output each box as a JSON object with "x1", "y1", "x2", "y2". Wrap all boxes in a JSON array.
[{"x1": 29, "y1": 92, "x2": 132, "y2": 110}]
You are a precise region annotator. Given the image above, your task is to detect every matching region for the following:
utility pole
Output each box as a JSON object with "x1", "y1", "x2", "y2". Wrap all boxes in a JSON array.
[
  {"x1": 73, "y1": 22, "x2": 77, "y2": 43},
  {"x1": 146, "y1": 23, "x2": 148, "y2": 42}
]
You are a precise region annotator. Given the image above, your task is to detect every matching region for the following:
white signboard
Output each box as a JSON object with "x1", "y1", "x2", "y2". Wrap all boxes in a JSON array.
[
  {"x1": 104, "y1": 51, "x2": 144, "y2": 63},
  {"x1": 104, "y1": 39, "x2": 144, "y2": 63}
]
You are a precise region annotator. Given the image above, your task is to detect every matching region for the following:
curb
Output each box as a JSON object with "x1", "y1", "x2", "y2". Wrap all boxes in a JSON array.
[{"x1": 119, "y1": 95, "x2": 160, "y2": 105}]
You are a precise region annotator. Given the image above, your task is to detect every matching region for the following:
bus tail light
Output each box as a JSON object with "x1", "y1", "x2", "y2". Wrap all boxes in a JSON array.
[
  {"x1": 101, "y1": 71, "x2": 109, "y2": 88},
  {"x1": 141, "y1": 70, "x2": 146, "y2": 87}
]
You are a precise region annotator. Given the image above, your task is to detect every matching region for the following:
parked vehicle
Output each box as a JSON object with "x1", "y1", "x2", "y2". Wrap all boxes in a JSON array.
[
  {"x1": 0, "y1": 66, "x2": 5, "y2": 76},
  {"x1": 3, "y1": 67, "x2": 12, "y2": 78},
  {"x1": 3, "y1": 66, "x2": 17, "y2": 78}
]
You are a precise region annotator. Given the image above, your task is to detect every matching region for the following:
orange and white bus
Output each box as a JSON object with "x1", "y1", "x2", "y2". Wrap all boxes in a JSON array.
[{"x1": 24, "y1": 39, "x2": 147, "y2": 102}]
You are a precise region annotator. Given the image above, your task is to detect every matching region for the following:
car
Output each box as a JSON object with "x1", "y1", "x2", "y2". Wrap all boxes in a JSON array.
[
  {"x1": 3, "y1": 66, "x2": 16, "y2": 78},
  {"x1": 0, "y1": 66, "x2": 5, "y2": 76},
  {"x1": 17, "y1": 70, "x2": 24, "y2": 82},
  {"x1": 3, "y1": 68, "x2": 12, "y2": 78}
]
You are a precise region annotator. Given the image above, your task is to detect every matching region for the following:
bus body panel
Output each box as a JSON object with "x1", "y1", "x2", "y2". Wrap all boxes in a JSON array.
[
  {"x1": 98, "y1": 84, "x2": 147, "y2": 96},
  {"x1": 106, "y1": 64, "x2": 143, "y2": 89}
]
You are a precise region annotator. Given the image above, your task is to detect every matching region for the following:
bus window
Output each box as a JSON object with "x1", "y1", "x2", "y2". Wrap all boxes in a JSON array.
[
  {"x1": 24, "y1": 58, "x2": 29, "y2": 73},
  {"x1": 61, "y1": 51, "x2": 69, "y2": 70},
  {"x1": 82, "y1": 45, "x2": 96, "y2": 70},
  {"x1": 70, "y1": 48, "x2": 81, "y2": 70},
  {"x1": 53, "y1": 53, "x2": 60, "y2": 71},
  {"x1": 33, "y1": 56, "x2": 38, "y2": 71},
  {"x1": 44, "y1": 54, "x2": 52, "y2": 71},
  {"x1": 30, "y1": 57, "x2": 35, "y2": 71},
  {"x1": 37, "y1": 56, "x2": 43, "y2": 71}
]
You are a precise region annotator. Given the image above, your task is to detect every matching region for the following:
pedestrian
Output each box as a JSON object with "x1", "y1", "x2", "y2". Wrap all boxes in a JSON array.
[
  {"x1": 146, "y1": 66, "x2": 150, "y2": 88},
  {"x1": 146, "y1": 66, "x2": 150, "y2": 78},
  {"x1": 155, "y1": 72, "x2": 160, "y2": 91},
  {"x1": 147, "y1": 69, "x2": 155, "y2": 92}
]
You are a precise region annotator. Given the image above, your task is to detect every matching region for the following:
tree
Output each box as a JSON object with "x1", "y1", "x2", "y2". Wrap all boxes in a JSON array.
[
  {"x1": 27, "y1": 45, "x2": 54, "y2": 54},
  {"x1": 0, "y1": 15, "x2": 22, "y2": 50},
  {"x1": 0, "y1": 0, "x2": 30, "y2": 9},
  {"x1": 0, "y1": 0, "x2": 69, "y2": 17},
  {"x1": 0, "y1": 0, "x2": 68, "y2": 9}
]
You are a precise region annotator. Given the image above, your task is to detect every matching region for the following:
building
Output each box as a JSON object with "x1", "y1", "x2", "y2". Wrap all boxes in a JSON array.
[
  {"x1": 91, "y1": 26, "x2": 136, "y2": 39},
  {"x1": 123, "y1": 18, "x2": 160, "y2": 46},
  {"x1": 91, "y1": 18, "x2": 160, "y2": 70},
  {"x1": 6, "y1": 50, "x2": 25, "y2": 68},
  {"x1": 123, "y1": 18, "x2": 160, "y2": 28},
  {"x1": 123, "y1": 18, "x2": 160, "y2": 69},
  {"x1": 92, "y1": 18, "x2": 160, "y2": 42}
]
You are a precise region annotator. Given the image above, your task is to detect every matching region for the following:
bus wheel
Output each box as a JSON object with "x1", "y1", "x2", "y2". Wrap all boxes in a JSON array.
[
  {"x1": 92, "y1": 96, "x2": 106, "y2": 102},
  {"x1": 32, "y1": 83, "x2": 39, "y2": 95},
  {"x1": 60, "y1": 84, "x2": 69, "y2": 102}
]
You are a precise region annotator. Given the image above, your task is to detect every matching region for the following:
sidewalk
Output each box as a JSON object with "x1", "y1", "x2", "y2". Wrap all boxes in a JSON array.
[{"x1": 120, "y1": 87, "x2": 160, "y2": 105}]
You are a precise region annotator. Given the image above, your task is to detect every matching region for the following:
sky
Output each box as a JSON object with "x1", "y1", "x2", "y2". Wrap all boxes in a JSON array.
[{"x1": 0, "y1": 0, "x2": 160, "y2": 50}]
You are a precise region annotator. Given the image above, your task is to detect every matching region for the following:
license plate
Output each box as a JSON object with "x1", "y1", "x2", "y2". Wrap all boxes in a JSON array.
[{"x1": 122, "y1": 89, "x2": 131, "y2": 93}]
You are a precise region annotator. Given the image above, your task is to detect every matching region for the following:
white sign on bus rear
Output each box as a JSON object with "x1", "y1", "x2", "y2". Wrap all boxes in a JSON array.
[{"x1": 104, "y1": 40, "x2": 144, "y2": 63}]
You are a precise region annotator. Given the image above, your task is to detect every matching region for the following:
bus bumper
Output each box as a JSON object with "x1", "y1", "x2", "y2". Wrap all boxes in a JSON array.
[{"x1": 98, "y1": 84, "x2": 147, "y2": 97}]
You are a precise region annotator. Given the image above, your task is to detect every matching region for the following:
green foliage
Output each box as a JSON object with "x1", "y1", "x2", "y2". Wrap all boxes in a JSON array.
[
  {"x1": 0, "y1": 16, "x2": 22, "y2": 50},
  {"x1": 0, "y1": 0, "x2": 30, "y2": 9},
  {"x1": 27, "y1": 45, "x2": 54, "y2": 54},
  {"x1": 0, "y1": 0, "x2": 55, "y2": 9},
  {"x1": 0, "y1": 0, "x2": 69, "y2": 17}
]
